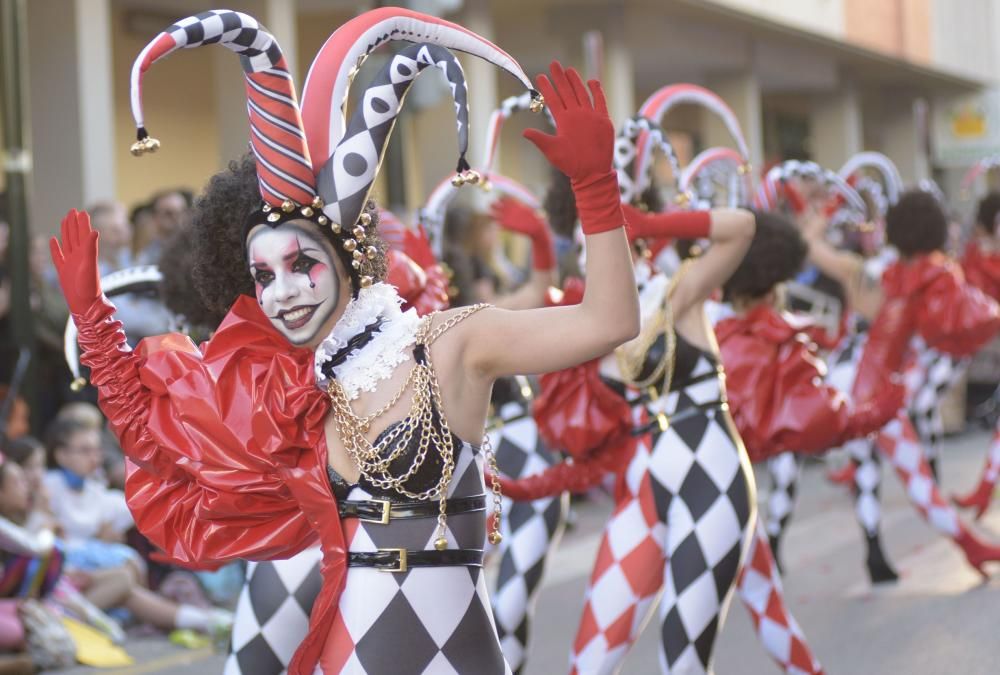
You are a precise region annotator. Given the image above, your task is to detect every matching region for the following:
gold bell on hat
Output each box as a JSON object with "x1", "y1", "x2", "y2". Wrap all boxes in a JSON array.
[
  {"x1": 359, "y1": 212, "x2": 372, "y2": 226},
  {"x1": 129, "y1": 136, "x2": 161, "y2": 156},
  {"x1": 434, "y1": 536, "x2": 448, "y2": 551},
  {"x1": 488, "y1": 531, "x2": 503, "y2": 545},
  {"x1": 451, "y1": 174, "x2": 466, "y2": 188}
]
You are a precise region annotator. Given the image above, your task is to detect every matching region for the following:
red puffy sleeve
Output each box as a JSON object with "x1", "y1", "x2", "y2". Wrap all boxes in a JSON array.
[
  {"x1": 912, "y1": 256, "x2": 1000, "y2": 356},
  {"x1": 719, "y1": 307, "x2": 901, "y2": 462},
  {"x1": 962, "y1": 241, "x2": 1000, "y2": 303},
  {"x1": 76, "y1": 296, "x2": 324, "y2": 564}
]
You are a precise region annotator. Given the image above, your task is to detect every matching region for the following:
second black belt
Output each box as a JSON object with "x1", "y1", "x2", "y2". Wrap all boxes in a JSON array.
[{"x1": 348, "y1": 548, "x2": 483, "y2": 573}]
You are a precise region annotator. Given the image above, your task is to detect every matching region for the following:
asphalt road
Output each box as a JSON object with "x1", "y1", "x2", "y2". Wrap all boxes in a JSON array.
[{"x1": 63, "y1": 428, "x2": 1000, "y2": 674}]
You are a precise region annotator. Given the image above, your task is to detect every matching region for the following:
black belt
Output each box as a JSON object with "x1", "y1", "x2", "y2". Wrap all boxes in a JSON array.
[
  {"x1": 348, "y1": 548, "x2": 483, "y2": 573},
  {"x1": 633, "y1": 399, "x2": 727, "y2": 436},
  {"x1": 338, "y1": 495, "x2": 486, "y2": 524}
]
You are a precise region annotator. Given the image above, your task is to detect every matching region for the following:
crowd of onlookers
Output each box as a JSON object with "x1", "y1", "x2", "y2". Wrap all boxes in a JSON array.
[{"x1": 0, "y1": 188, "x2": 247, "y2": 673}]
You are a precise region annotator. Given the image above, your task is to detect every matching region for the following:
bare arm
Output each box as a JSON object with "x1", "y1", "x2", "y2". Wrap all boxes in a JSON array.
[
  {"x1": 800, "y1": 211, "x2": 882, "y2": 321},
  {"x1": 670, "y1": 208, "x2": 756, "y2": 318}
]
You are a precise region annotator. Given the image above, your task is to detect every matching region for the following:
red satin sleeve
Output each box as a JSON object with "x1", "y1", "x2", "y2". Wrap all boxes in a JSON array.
[
  {"x1": 496, "y1": 434, "x2": 633, "y2": 501},
  {"x1": 75, "y1": 296, "x2": 319, "y2": 564},
  {"x1": 914, "y1": 266, "x2": 1000, "y2": 356},
  {"x1": 962, "y1": 242, "x2": 1000, "y2": 302},
  {"x1": 719, "y1": 310, "x2": 902, "y2": 462}
]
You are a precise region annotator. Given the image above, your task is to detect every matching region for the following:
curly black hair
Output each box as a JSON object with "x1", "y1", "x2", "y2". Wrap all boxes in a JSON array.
[
  {"x1": 722, "y1": 210, "x2": 806, "y2": 302},
  {"x1": 189, "y1": 154, "x2": 387, "y2": 320},
  {"x1": 976, "y1": 191, "x2": 1000, "y2": 235},
  {"x1": 885, "y1": 189, "x2": 947, "y2": 257},
  {"x1": 637, "y1": 185, "x2": 664, "y2": 214},
  {"x1": 159, "y1": 223, "x2": 225, "y2": 329}
]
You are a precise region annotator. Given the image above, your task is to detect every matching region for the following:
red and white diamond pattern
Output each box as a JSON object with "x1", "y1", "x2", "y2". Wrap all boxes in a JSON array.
[
  {"x1": 735, "y1": 522, "x2": 824, "y2": 675},
  {"x1": 875, "y1": 415, "x2": 960, "y2": 537}
]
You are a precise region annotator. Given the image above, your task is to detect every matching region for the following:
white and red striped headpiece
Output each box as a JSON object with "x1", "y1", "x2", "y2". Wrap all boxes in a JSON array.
[{"x1": 127, "y1": 8, "x2": 539, "y2": 288}]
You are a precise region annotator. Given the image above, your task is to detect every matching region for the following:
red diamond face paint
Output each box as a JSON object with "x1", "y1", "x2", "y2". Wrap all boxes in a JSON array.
[{"x1": 247, "y1": 221, "x2": 341, "y2": 346}]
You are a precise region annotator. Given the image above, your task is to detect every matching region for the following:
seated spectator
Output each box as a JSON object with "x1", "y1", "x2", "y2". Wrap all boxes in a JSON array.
[
  {"x1": 1, "y1": 438, "x2": 55, "y2": 533},
  {"x1": 0, "y1": 443, "x2": 230, "y2": 637},
  {"x1": 135, "y1": 189, "x2": 192, "y2": 265},
  {"x1": 86, "y1": 201, "x2": 133, "y2": 275},
  {"x1": 43, "y1": 418, "x2": 137, "y2": 574}
]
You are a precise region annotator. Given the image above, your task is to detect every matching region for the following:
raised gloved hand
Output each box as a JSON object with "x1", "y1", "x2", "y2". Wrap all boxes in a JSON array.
[
  {"x1": 49, "y1": 209, "x2": 102, "y2": 315},
  {"x1": 621, "y1": 203, "x2": 711, "y2": 243},
  {"x1": 489, "y1": 197, "x2": 556, "y2": 270},
  {"x1": 523, "y1": 61, "x2": 622, "y2": 235}
]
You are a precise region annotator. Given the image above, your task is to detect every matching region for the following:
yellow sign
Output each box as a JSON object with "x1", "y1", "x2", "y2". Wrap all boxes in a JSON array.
[{"x1": 951, "y1": 105, "x2": 987, "y2": 139}]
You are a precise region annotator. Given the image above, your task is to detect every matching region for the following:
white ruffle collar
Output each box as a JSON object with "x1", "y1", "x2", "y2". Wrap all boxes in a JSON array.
[{"x1": 313, "y1": 282, "x2": 420, "y2": 400}]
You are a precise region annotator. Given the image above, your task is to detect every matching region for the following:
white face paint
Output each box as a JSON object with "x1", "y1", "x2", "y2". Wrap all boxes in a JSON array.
[{"x1": 246, "y1": 221, "x2": 342, "y2": 347}]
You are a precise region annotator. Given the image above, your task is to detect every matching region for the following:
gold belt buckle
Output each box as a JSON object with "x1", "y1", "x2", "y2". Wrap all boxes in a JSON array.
[
  {"x1": 360, "y1": 499, "x2": 391, "y2": 525},
  {"x1": 378, "y1": 548, "x2": 408, "y2": 573}
]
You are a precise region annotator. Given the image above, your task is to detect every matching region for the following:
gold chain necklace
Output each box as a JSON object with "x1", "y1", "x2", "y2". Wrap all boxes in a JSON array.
[{"x1": 325, "y1": 304, "x2": 503, "y2": 548}]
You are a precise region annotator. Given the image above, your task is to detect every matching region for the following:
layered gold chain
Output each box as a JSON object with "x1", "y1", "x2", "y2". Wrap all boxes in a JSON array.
[{"x1": 325, "y1": 304, "x2": 499, "y2": 548}]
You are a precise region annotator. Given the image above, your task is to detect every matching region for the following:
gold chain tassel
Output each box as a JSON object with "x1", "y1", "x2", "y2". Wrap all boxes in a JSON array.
[{"x1": 484, "y1": 435, "x2": 504, "y2": 545}]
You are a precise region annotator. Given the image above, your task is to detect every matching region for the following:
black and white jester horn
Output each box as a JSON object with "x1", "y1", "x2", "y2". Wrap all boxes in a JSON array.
[
  {"x1": 300, "y1": 7, "x2": 539, "y2": 232},
  {"x1": 314, "y1": 43, "x2": 471, "y2": 232}
]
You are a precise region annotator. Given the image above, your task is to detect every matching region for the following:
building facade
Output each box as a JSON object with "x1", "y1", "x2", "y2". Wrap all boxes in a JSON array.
[{"x1": 7, "y1": 0, "x2": 1000, "y2": 233}]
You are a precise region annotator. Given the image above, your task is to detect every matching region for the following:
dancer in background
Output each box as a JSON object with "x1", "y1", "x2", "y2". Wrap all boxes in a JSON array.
[{"x1": 802, "y1": 189, "x2": 1000, "y2": 577}]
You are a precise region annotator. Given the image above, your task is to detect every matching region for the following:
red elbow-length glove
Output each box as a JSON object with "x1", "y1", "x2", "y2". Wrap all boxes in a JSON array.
[
  {"x1": 489, "y1": 197, "x2": 556, "y2": 270},
  {"x1": 621, "y1": 203, "x2": 711, "y2": 244},
  {"x1": 524, "y1": 62, "x2": 623, "y2": 235}
]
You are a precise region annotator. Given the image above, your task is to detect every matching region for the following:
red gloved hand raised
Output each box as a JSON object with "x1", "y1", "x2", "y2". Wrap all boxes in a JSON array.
[
  {"x1": 621, "y1": 203, "x2": 711, "y2": 243},
  {"x1": 49, "y1": 209, "x2": 102, "y2": 315},
  {"x1": 489, "y1": 197, "x2": 556, "y2": 270},
  {"x1": 523, "y1": 61, "x2": 622, "y2": 235}
]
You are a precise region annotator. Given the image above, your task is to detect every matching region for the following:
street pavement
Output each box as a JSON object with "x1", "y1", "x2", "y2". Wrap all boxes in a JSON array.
[{"x1": 64, "y1": 428, "x2": 1000, "y2": 674}]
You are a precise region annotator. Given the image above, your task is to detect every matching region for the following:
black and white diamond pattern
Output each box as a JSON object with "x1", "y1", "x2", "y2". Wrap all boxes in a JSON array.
[
  {"x1": 764, "y1": 452, "x2": 800, "y2": 551},
  {"x1": 487, "y1": 399, "x2": 568, "y2": 673},
  {"x1": 225, "y1": 547, "x2": 322, "y2": 675},
  {"x1": 646, "y1": 354, "x2": 754, "y2": 673},
  {"x1": 904, "y1": 341, "x2": 967, "y2": 463},
  {"x1": 330, "y1": 442, "x2": 511, "y2": 674},
  {"x1": 319, "y1": 42, "x2": 469, "y2": 231}
]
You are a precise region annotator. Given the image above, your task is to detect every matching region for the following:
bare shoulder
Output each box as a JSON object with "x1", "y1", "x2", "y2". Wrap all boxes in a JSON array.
[{"x1": 423, "y1": 304, "x2": 500, "y2": 340}]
